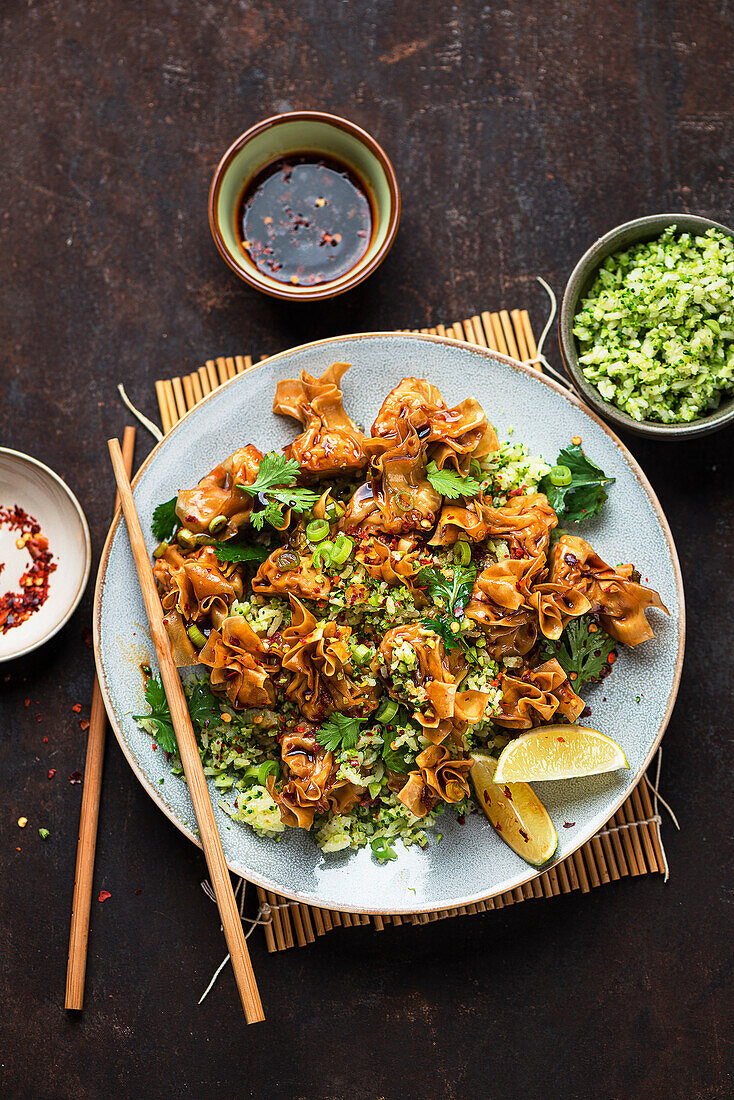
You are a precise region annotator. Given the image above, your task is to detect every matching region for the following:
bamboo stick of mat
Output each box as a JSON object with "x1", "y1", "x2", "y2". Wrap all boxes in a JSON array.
[
  {"x1": 107, "y1": 439, "x2": 265, "y2": 1025},
  {"x1": 65, "y1": 426, "x2": 136, "y2": 1011}
]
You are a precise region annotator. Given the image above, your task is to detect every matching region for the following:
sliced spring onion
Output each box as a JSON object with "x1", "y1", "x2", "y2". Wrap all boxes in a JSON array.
[
  {"x1": 370, "y1": 836, "x2": 398, "y2": 861},
  {"x1": 326, "y1": 501, "x2": 346, "y2": 521},
  {"x1": 331, "y1": 533, "x2": 354, "y2": 565},
  {"x1": 208, "y1": 514, "x2": 228, "y2": 535},
  {"x1": 549, "y1": 464, "x2": 572, "y2": 487},
  {"x1": 312, "y1": 540, "x2": 333, "y2": 571},
  {"x1": 375, "y1": 697, "x2": 399, "y2": 723},
  {"x1": 275, "y1": 549, "x2": 301, "y2": 570},
  {"x1": 352, "y1": 643, "x2": 372, "y2": 666},
  {"x1": 453, "y1": 540, "x2": 471, "y2": 566},
  {"x1": 187, "y1": 624, "x2": 208, "y2": 649},
  {"x1": 306, "y1": 518, "x2": 330, "y2": 542},
  {"x1": 153, "y1": 542, "x2": 168, "y2": 559},
  {"x1": 176, "y1": 528, "x2": 197, "y2": 550},
  {"x1": 470, "y1": 459, "x2": 484, "y2": 480},
  {"x1": 257, "y1": 759, "x2": 280, "y2": 784},
  {"x1": 394, "y1": 490, "x2": 413, "y2": 512}
]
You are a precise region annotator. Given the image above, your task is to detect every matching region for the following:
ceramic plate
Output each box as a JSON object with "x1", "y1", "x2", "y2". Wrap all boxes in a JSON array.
[
  {"x1": 0, "y1": 449, "x2": 91, "y2": 661},
  {"x1": 94, "y1": 334, "x2": 684, "y2": 913}
]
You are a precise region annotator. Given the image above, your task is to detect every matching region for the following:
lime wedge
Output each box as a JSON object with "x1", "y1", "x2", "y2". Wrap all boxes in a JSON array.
[
  {"x1": 471, "y1": 750, "x2": 557, "y2": 866},
  {"x1": 492, "y1": 724, "x2": 629, "y2": 784}
]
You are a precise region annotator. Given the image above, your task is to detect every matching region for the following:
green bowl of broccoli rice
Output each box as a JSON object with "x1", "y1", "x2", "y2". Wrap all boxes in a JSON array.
[{"x1": 559, "y1": 214, "x2": 734, "y2": 439}]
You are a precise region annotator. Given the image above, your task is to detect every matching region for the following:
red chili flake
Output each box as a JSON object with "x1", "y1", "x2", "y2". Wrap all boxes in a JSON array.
[
  {"x1": 557, "y1": 736, "x2": 566, "y2": 744},
  {"x1": 507, "y1": 488, "x2": 523, "y2": 498},
  {"x1": 495, "y1": 822, "x2": 503, "y2": 832},
  {"x1": 483, "y1": 791, "x2": 490, "y2": 804},
  {"x1": 503, "y1": 786, "x2": 513, "y2": 801},
  {"x1": 98, "y1": 890, "x2": 111, "y2": 903},
  {"x1": 79, "y1": 718, "x2": 90, "y2": 731},
  {"x1": 519, "y1": 828, "x2": 529, "y2": 842},
  {"x1": 0, "y1": 506, "x2": 57, "y2": 632},
  {"x1": 134, "y1": 889, "x2": 142, "y2": 896},
  {"x1": 457, "y1": 814, "x2": 466, "y2": 825},
  {"x1": 563, "y1": 821, "x2": 575, "y2": 828},
  {"x1": 68, "y1": 770, "x2": 83, "y2": 784},
  {"x1": 72, "y1": 703, "x2": 82, "y2": 713},
  {"x1": 608, "y1": 652, "x2": 616, "y2": 664},
  {"x1": 24, "y1": 698, "x2": 30, "y2": 707},
  {"x1": 47, "y1": 768, "x2": 56, "y2": 779},
  {"x1": 151, "y1": 743, "x2": 157, "y2": 751},
  {"x1": 42, "y1": 736, "x2": 48, "y2": 743}
]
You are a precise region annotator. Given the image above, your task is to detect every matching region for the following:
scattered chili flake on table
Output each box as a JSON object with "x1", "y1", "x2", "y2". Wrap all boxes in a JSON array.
[
  {"x1": 72, "y1": 703, "x2": 82, "y2": 713},
  {"x1": 0, "y1": 505, "x2": 57, "y2": 633},
  {"x1": 563, "y1": 821, "x2": 576, "y2": 828},
  {"x1": 47, "y1": 768, "x2": 56, "y2": 779},
  {"x1": 98, "y1": 890, "x2": 111, "y2": 903},
  {"x1": 68, "y1": 770, "x2": 82, "y2": 784},
  {"x1": 79, "y1": 718, "x2": 90, "y2": 731}
]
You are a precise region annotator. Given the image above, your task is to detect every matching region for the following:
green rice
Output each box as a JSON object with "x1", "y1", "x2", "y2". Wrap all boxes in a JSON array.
[{"x1": 574, "y1": 226, "x2": 734, "y2": 423}]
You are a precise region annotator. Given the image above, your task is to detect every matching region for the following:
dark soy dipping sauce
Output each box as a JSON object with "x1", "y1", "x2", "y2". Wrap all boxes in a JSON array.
[{"x1": 237, "y1": 155, "x2": 373, "y2": 287}]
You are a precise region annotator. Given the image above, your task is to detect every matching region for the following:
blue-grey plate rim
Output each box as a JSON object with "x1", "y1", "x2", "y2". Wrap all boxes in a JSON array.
[{"x1": 93, "y1": 333, "x2": 685, "y2": 914}]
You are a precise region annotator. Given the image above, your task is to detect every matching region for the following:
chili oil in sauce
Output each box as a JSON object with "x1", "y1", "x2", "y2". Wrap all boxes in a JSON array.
[{"x1": 237, "y1": 155, "x2": 373, "y2": 287}]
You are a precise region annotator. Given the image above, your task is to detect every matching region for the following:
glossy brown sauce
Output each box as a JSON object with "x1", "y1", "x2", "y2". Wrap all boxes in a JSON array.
[{"x1": 237, "y1": 155, "x2": 373, "y2": 287}]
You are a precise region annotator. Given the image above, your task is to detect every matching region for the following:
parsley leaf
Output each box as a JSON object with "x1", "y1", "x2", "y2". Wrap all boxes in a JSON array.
[
  {"x1": 211, "y1": 541, "x2": 270, "y2": 564},
  {"x1": 540, "y1": 443, "x2": 615, "y2": 524},
  {"x1": 151, "y1": 497, "x2": 179, "y2": 541},
  {"x1": 237, "y1": 451, "x2": 321, "y2": 528},
  {"x1": 422, "y1": 615, "x2": 471, "y2": 654},
  {"x1": 315, "y1": 713, "x2": 367, "y2": 753},
  {"x1": 381, "y1": 737, "x2": 410, "y2": 773},
  {"x1": 426, "y1": 461, "x2": 482, "y2": 500},
  {"x1": 134, "y1": 675, "x2": 222, "y2": 755},
  {"x1": 540, "y1": 614, "x2": 617, "y2": 688}
]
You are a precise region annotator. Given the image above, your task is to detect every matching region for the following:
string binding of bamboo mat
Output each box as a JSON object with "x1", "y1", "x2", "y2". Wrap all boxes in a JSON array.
[{"x1": 153, "y1": 305, "x2": 668, "y2": 954}]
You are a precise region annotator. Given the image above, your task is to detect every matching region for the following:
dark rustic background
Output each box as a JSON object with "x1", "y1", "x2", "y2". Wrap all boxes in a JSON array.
[{"x1": 1, "y1": 2, "x2": 732, "y2": 1097}]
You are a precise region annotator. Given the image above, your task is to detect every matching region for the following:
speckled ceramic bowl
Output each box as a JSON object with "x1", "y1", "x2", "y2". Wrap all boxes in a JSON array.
[
  {"x1": 209, "y1": 112, "x2": 400, "y2": 301},
  {"x1": 94, "y1": 334, "x2": 684, "y2": 914},
  {"x1": 0, "y1": 448, "x2": 90, "y2": 661},
  {"x1": 559, "y1": 213, "x2": 734, "y2": 440}
]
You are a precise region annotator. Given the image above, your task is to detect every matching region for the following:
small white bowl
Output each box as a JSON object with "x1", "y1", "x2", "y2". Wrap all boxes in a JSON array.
[{"x1": 0, "y1": 449, "x2": 91, "y2": 661}]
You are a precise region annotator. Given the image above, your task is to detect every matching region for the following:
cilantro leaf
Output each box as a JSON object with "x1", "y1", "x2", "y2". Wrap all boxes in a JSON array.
[
  {"x1": 315, "y1": 713, "x2": 367, "y2": 753},
  {"x1": 186, "y1": 679, "x2": 221, "y2": 729},
  {"x1": 540, "y1": 614, "x2": 617, "y2": 689},
  {"x1": 151, "y1": 497, "x2": 179, "y2": 541},
  {"x1": 241, "y1": 452, "x2": 301, "y2": 495},
  {"x1": 249, "y1": 501, "x2": 288, "y2": 531},
  {"x1": 212, "y1": 541, "x2": 270, "y2": 564},
  {"x1": 416, "y1": 564, "x2": 477, "y2": 617},
  {"x1": 426, "y1": 461, "x2": 482, "y2": 500},
  {"x1": 133, "y1": 676, "x2": 177, "y2": 754},
  {"x1": 134, "y1": 675, "x2": 223, "y2": 755},
  {"x1": 540, "y1": 443, "x2": 615, "y2": 524},
  {"x1": 237, "y1": 451, "x2": 320, "y2": 527}
]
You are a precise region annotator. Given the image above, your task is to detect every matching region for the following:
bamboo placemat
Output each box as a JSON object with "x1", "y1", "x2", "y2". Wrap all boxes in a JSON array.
[{"x1": 154, "y1": 307, "x2": 667, "y2": 952}]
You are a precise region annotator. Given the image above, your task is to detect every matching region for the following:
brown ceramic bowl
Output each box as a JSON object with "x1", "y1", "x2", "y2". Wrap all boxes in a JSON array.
[
  {"x1": 209, "y1": 111, "x2": 400, "y2": 301},
  {"x1": 559, "y1": 213, "x2": 734, "y2": 440}
]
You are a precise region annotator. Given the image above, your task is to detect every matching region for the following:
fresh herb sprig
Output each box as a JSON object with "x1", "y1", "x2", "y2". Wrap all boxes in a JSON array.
[
  {"x1": 315, "y1": 713, "x2": 367, "y2": 753},
  {"x1": 134, "y1": 675, "x2": 220, "y2": 756},
  {"x1": 237, "y1": 452, "x2": 321, "y2": 531},
  {"x1": 151, "y1": 497, "x2": 179, "y2": 541},
  {"x1": 425, "y1": 460, "x2": 482, "y2": 500},
  {"x1": 540, "y1": 443, "x2": 615, "y2": 524},
  {"x1": 417, "y1": 563, "x2": 477, "y2": 652},
  {"x1": 540, "y1": 614, "x2": 616, "y2": 688},
  {"x1": 211, "y1": 541, "x2": 270, "y2": 565}
]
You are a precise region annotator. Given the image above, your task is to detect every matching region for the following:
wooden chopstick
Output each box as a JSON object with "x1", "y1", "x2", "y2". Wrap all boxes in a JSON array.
[
  {"x1": 65, "y1": 425, "x2": 136, "y2": 1011},
  {"x1": 107, "y1": 439, "x2": 265, "y2": 1024}
]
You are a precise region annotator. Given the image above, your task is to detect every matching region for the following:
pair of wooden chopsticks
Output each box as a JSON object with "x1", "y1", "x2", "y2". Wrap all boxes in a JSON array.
[{"x1": 65, "y1": 430, "x2": 264, "y2": 1024}]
